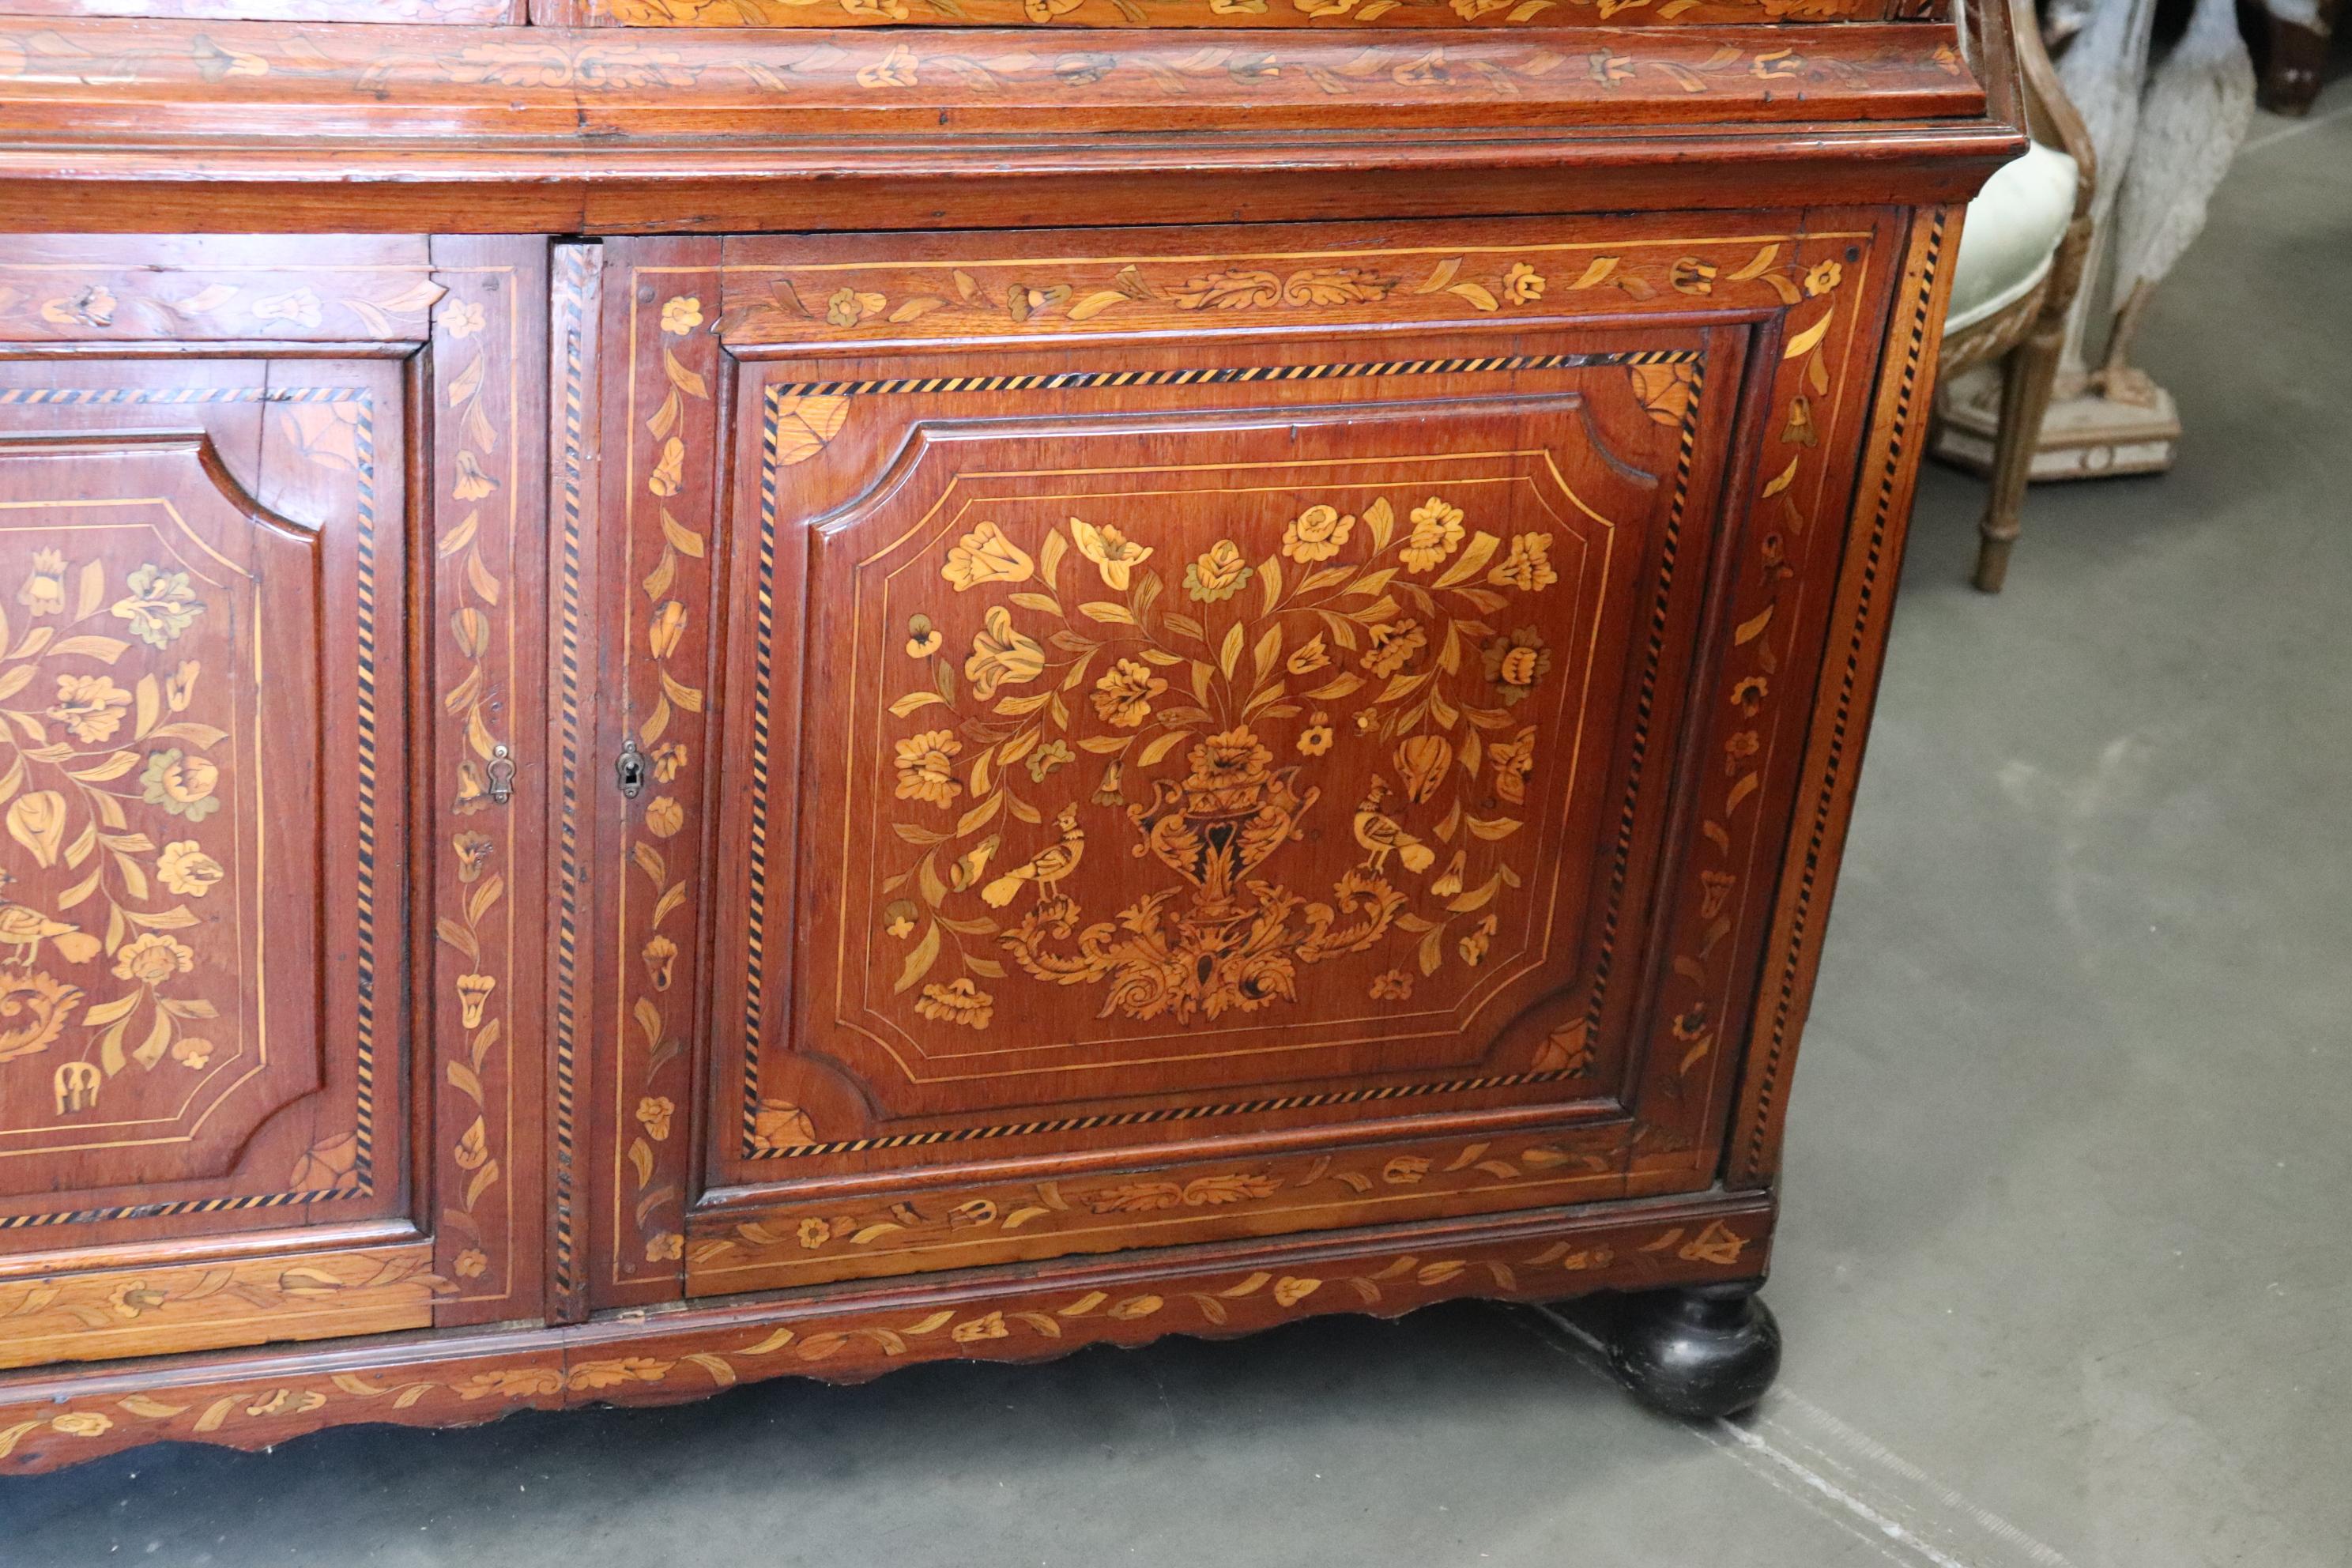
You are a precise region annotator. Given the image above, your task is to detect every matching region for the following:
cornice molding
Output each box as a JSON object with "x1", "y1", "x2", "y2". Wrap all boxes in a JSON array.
[
  {"x1": 0, "y1": 21, "x2": 2015, "y2": 230},
  {"x1": 0, "y1": 19, "x2": 1978, "y2": 136}
]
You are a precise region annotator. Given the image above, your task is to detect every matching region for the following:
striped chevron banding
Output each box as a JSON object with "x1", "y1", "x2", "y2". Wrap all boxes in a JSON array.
[
  {"x1": 1584, "y1": 357, "x2": 1708, "y2": 1042},
  {"x1": 767, "y1": 349, "x2": 1698, "y2": 405},
  {"x1": 0, "y1": 1186, "x2": 356, "y2": 1233},
  {"x1": 0, "y1": 386, "x2": 372, "y2": 409},
  {"x1": 350, "y1": 396, "x2": 379, "y2": 1189},
  {"x1": 550, "y1": 254, "x2": 591, "y2": 1302},
  {"x1": 740, "y1": 388, "x2": 786, "y2": 1148},
  {"x1": 749, "y1": 1069, "x2": 1588, "y2": 1159},
  {"x1": 0, "y1": 386, "x2": 379, "y2": 1230}
]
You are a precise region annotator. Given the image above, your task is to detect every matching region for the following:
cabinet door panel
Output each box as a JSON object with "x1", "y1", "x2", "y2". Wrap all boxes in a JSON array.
[
  {"x1": 707, "y1": 328, "x2": 1745, "y2": 1291},
  {"x1": 691, "y1": 242, "x2": 1758, "y2": 1292},
  {"x1": 0, "y1": 424, "x2": 325, "y2": 1195},
  {"x1": 793, "y1": 394, "x2": 1669, "y2": 1114},
  {"x1": 0, "y1": 234, "x2": 552, "y2": 1361},
  {"x1": 574, "y1": 216, "x2": 1903, "y2": 1298},
  {"x1": 0, "y1": 361, "x2": 397, "y2": 1222},
  {"x1": 0, "y1": 356, "x2": 433, "y2": 1366}
]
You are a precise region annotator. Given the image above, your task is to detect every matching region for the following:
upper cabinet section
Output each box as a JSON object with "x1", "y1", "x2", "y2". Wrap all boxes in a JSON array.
[
  {"x1": 0, "y1": 0, "x2": 1943, "y2": 22},
  {"x1": 537, "y1": 0, "x2": 1942, "y2": 24},
  {"x1": 0, "y1": 19, "x2": 1983, "y2": 138},
  {"x1": 0, "y1": 0, "x2": 519, "y2": 21},
  {"x1": 0, "y1": 0, "x2": 2014, "y2": 232}
]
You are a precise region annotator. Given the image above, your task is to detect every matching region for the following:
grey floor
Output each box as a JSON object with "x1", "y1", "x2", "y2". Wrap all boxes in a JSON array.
[{"x1": 6, "y1": 86, "x2": 2350, "y2": 1568}]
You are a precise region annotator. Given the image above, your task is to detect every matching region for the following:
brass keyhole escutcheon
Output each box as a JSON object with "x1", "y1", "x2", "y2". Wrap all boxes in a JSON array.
[
  {"x1": 615, "y1": 737, "x2": 647, "y2": 799},
  {"x1": 485, "y1": 743, "x2": 516, "y2": 806}
]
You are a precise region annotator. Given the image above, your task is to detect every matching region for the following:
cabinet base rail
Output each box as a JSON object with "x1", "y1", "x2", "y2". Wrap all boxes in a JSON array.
[{"x1": 0, "y1": 1189, "x2": 1770, "y2": 1473}]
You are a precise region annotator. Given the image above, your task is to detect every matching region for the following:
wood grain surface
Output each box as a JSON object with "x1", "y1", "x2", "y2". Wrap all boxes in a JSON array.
[{"x1": 0, "y1": 0, "x2": 2015, "y2": 1472}]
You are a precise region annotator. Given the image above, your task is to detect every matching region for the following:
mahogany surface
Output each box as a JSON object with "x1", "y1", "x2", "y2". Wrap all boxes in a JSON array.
[{"x1": 0, "y1": 0, "x2": 2007, "y2": 1467}]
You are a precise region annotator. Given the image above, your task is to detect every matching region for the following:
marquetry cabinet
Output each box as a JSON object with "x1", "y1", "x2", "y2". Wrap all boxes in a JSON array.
[{"x1": 0, "y1": 0, "x2": 2016, "y2": 1471}]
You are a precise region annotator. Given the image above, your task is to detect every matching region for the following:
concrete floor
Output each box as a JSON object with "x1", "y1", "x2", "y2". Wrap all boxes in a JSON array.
[{"x1": 6, "y1": 84, "x2": 2349, "y2": 1568}]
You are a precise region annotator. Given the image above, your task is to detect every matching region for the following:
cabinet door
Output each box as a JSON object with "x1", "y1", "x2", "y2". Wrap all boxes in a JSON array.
[
  {"x1": 579, "y1": 217, "x2": 1908, "y2": 1303},
  {"x1": 0, "y1": 238, "x2": 548, "y2": 1366}
]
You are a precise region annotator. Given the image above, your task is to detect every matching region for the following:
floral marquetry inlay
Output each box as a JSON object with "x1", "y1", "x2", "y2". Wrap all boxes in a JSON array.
[
  {"x1": 0, "y1": 1245, "x2": 448, "y2": 1372},
  {"x1": 602, "y1": 266, "x2": 720, "y2": 1291},
  {"x1": 863, "y1": 479, "x2": 1608, "y2": 1045},
  {"x1": 692, "y1": 1130, "x2": 1621, "y2": 1286},
  {"x1": 0, "y1": 541, "x2": 243, "y2": 1128},
  {"x1": 0, "y1": 366, "x2": 397, "y2": 1231},
  {"x1": 728, "y1": 239, "x2": 1849, "y2": 354},
  {"x1": 427, "y1": 243, "x2": 547, "y2": 1311}
]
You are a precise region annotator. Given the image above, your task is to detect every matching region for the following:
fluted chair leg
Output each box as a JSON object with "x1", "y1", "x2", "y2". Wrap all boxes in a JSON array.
[{"x1": 1973, "y1": 315, "x2": 2064, "y2": 594}]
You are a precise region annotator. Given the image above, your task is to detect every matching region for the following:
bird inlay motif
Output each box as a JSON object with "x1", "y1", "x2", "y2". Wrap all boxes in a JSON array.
[{"x1": 880, "y1": 490, "x2": 1571, "y2": 1029}]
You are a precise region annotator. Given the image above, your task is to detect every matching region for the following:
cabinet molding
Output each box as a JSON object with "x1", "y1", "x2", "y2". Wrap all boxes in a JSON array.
[
  {"x1": 547, "y1": 240, "x2": 605, "y2": 1324},
  {"x1": 0, "y1": 19, "x2": 1982, "y2": 133},
  {"x1": 0, "y1": 1243, "x2": 443, "y2": 1372},
  {"x1": 552, "y1": 0, "x2": 1909, "y2": 28},
  {"x1": 0, "y1": 1189, "x2": 1768, "y2": 1472}
]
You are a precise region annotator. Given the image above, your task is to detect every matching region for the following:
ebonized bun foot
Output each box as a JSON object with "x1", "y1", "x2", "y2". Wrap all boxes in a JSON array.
[{"x1": 1608, "y1": 1283, "x2": 1781, "y2": 1420}]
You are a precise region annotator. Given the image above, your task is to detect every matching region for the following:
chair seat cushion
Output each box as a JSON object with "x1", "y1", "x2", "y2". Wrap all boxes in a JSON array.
[{"x1": 1944, "y1": 141, "x2": 2081, "y2": 336}]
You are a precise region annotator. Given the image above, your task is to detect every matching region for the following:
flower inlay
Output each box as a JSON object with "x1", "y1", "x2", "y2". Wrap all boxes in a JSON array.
[{"x1": 877, "y1": 491, "x2": 1585, "y2": 1030}]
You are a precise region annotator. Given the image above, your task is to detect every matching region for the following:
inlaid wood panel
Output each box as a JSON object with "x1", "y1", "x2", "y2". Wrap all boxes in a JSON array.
[
  {"x1": 566, "y1": 213, "x2": 1917, "y2": 1299},
  {"x1": 688, "y1": 1121, "x2": 1630, "y2": 1291},
  {"x1": 426, "y1": 235, "x2": 554, "y2": 1325},
  {"x1": 1726, "y1": 204, "x2": 1958, "y2": 1189},
  {"x1": 0, "y1": 1242, "x2": 439, "y2": 1372},
  {"x1": 0, "y1": 359, "x2": 406, "y2": 1239},
  {"x1": 576, "y1": 236, "x2": 723, "y2": 1307},
  {"x1": 0, "y1": 241, "x2": 447, "y2": 342},
  {"x1": 0, "y1": 234, "x2": 552, "y2": 1362},
  {"x1": 770, "y1": 391, "x2": 1693, "y2": 1117}
]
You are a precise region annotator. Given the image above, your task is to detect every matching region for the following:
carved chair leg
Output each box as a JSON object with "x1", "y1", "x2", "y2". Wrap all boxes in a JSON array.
[
  {"x1": 2256, "y1": 0, "x2": 2339, "y2": 117},
  {"x1": 1973, "y1": 316, "x2": 2066, "y2": 594},
  {"x1": 1608, "y1": 1282, "x2": 1781, "y2": 1419}
]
